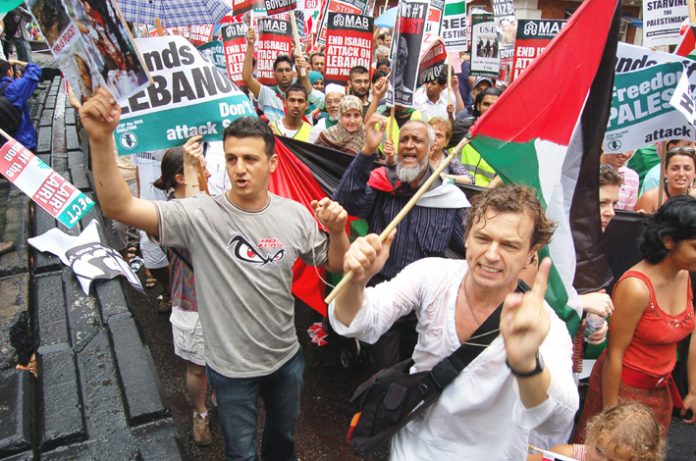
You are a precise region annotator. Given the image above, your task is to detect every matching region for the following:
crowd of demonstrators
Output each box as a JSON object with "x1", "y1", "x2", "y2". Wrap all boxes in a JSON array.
[{"x1": 52, "y1": 19, "x2": 696, "y2": 461}]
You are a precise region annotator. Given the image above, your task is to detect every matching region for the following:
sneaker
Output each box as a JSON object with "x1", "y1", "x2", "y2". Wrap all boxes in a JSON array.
[{"x1": 192, "y1": 412, "x2": 212, "y2": 446}]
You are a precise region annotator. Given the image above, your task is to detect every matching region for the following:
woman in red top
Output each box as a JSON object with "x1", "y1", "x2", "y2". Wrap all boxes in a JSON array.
[{"x1": 575, "y1": 195, "x2": 696, "y2": 441}]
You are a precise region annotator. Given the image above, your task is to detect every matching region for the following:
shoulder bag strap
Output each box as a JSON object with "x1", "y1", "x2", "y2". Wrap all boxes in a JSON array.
[{"x1": 426, "y1": 280, "x2": 530, "y2": 390}]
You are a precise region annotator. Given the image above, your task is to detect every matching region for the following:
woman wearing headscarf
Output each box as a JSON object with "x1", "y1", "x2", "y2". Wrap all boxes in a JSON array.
[{"x1": 315, "y1": 95, "x2": 365, "y2": 155}]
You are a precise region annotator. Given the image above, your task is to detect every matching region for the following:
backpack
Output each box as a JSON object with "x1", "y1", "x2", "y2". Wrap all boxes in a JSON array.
[{"x1": 0, "y1": 82, "x2": 22, "y2": 137}]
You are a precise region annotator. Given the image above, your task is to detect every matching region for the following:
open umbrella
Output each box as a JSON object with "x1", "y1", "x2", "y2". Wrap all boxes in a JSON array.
[
  {"x1": 0, "y1": 0, "x2": 23, "y2": 14},
  {"x1": 117, "y1": 0, "x2": 232, "y2": 27},
  {"x1": 374, "y1": 6, "x2": 397, "y2": 28}
]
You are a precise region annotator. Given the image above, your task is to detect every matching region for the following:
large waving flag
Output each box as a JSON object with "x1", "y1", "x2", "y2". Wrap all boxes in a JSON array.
[{"x1": 463, "y1": 0, "x2": 621, "y2": 334}]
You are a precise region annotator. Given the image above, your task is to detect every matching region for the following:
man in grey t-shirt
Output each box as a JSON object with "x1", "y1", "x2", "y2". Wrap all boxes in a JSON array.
[{"x1": 80, "y1": 88, "x2": 350, "y2": 461}]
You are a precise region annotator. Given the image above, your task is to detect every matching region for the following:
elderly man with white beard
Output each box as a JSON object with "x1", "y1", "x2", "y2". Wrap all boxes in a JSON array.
[{"x1": 332, "y1": 114, "x2": 470, "y2": 368}]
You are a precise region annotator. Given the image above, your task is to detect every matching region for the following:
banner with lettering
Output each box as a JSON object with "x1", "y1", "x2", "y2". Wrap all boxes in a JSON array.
[
  {"x1": 0, "y1": 138, "x2": 95, "y2": 229},
  {"x1": 198, "y1": 40, "x2": 227, "y2": 70},
  {"x1": 27, "y1": 0, "x2": 149, "y2": 103},
  {"x1": 511, "y1": 19, "x2": 565, "y2": 81},
  {"x1": 643, "y1": 0, "x2": 689, "y2": 47},
  {"x1": 603, "y1": 43, "x2": 696, "y2": 153},
  {"x1": 265, "y1": 0, "x2": 297, "y2": 16},
  {"x1": 315, "y1": 0, "x2": 374, "y2": 45},
  {"x1": 115, "y1": 36, "x2": 256, "y2": 155},
  {"x1": 221, "y1": 23, "x2": 249, "y2": 88},
  {"x1": 470, "y1": 13, "x2": 499, "y2": 78},
  {"x1": 256, "y1": 17, "x2": 294, "y2": 85},
  {"x1": 442, "y1": 0, "x2": 468, "y2": 52},
  {"x1": 324, "y1": 12, "x2": 373, "y2": 85},
  {"x1": 386, "y1": 0, "x2": 429, "y2": 107}
]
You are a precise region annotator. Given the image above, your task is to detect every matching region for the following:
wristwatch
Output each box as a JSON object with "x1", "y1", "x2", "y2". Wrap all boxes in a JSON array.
[{"x1": 506, "y1": 351, "x2": 545, "y2": 378}]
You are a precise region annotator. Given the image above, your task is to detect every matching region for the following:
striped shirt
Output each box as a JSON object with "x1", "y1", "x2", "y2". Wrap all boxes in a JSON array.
[{"x1": 333, "y1": 154, "x2": 466, "y2": 280}]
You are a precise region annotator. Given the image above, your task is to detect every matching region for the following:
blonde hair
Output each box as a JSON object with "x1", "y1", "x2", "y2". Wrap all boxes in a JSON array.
[{"x1": 585, "y1": 402, "x2": 665, "y2": 461}]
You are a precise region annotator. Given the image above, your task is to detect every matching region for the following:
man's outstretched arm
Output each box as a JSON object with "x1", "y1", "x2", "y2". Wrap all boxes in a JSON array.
[{"x1": 80, "y1": 88, "x2": 159, "y2": 237}]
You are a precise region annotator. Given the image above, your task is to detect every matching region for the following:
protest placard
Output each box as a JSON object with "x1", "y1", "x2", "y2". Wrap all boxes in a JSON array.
[
  {"x1": 669, "y1": 66, "x2": 696, "y2": 127},
  {"x1": 418, "y1": 35, "x2": 447, "y2": 87},
  {"x1": 492, "y1": 0, "x2": 516, "y2": 81},
  {"x1": 470, "y1": 13, "x2": 499, "y2": 78},
  {"x1": 603, "y1": 43, "x2": 696, "y2": 153},
  {"x1": 386, "y1": 0, "x2": 429, "y2": 107},
  {"x1": 511, "y1": 19, "x2": 565, "y2": 81},
  {"x1": 198, "y1": 40, "x2": 227, "y2": 70},
  {"x1": 115, "y1": 36, "x2": 257, "y2": 155},
  {"x1": 221, "y1": 22, "x2": 249, "y2": 87},
  {"x1": 643, "y1": 0, "x2": 690, "y2": 48},
  {"x1": 186, "y1": 25, "x2": 215, "y2": 46},
  {"x1": 0, "y1": 137, "x2": 95, "y2": 229},
  {"x1": 298, "y1": 0, "x2": 322, "y2": 36},
  {"x1": 28, "y1": 0, "x2": 149, "y2": 103},
  {"x1": 315, "y1": 0, "x2": 374, "y2": 45},
  {"x1": 324, "y1": 12, "x2": 373, "y2": 85},
  {"x1": 256, "y1": 17, "x2": 294, "y2": 85},
  {"x1": 265, "y1": 0, "x2": 297, "y2": 16},
  {"x1": 442, "y1": 0, "x2": 468, "y2": 52},
  {"x1": 426, "y1": 0, "x2": 444, "y2": 35}
]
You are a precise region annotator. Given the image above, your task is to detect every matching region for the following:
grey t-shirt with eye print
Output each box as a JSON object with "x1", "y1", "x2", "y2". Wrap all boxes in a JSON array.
[{"x1": 154, "y1": 192, "x2": 328, "y2": 378}]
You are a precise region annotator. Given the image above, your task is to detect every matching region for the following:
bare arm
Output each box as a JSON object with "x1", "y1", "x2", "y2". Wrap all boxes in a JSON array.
[
  {"x1": 80, "y1": 89, "x2": 159, "y2": 236},
  {"x1": 333, "y1": 232, "x2": 395, "y2": 326},
  {"x1": 681, "y1": 330, "x2": 696, "y2": 423},
  {"x1": 602, "y1": 277, "x2": 649, "y2": 408},
  {"x1": 364, "y1": 76, "x2": 387, "y2": 122},
  {"x1": 242, "y1": 28, "x2": 262, "y2": 98}
]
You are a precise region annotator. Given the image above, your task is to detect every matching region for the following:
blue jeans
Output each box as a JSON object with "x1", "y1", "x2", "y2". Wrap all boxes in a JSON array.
[{"x1": 207, "y1": 351, "x2": 304, "y2": 461}]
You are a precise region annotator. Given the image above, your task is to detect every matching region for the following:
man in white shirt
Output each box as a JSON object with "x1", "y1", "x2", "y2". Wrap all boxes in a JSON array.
[
  {"x1": 414, "y1": 67, "x2": 466, "y2": 120},
  {"x1": 330, "y1": 164, "x2": 578, "y2": 459}
]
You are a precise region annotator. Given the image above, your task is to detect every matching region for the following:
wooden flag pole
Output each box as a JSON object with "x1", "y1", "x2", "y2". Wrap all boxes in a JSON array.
[
  {"x1": 0, "y1": 127, "x2": 14, "y2": 141},
  {"x1": 324, "y1": 138, "x2": 471, "y2": 305},
  {"x1": 289, "y1": 12, "x2": 307, "y2": 77},
  {"x1": 154, "y1": 18, "x2": 165, "y2": 36},
  {"x1": 689, "y1": 0, "x2": 696, "y2": 24},
  {"x1": 197, "y1": 164, "x2": 210, "y2": 195}
]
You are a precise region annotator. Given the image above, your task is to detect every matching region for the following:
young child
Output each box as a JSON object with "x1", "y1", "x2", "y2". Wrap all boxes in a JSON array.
[
  {"x1": 528, "y1": 402, "x2": 665, "y2": 461},
  {"x1": 153, "y1": 146, "x2": 212, "y2": 446}
]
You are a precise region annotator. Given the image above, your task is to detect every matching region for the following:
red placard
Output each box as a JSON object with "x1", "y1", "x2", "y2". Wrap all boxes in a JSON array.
[
  {"x1": 324, "y1": 12, "x2": 373, "y2": 85},
  {"x1": 256, "y1": 17, "x2": 293, "y2": 85},
  {"x1": 221, "y1": 23, "x2": 249, "y2": 88}
]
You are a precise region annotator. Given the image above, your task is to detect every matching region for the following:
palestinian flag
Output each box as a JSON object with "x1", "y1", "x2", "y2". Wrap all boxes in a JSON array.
[
  {"x1": 463, "y1": 0, "x2": 620, "y2": 334},
  {"x1": 676, "y1": 25, "x2": 696, "y2": 59}
]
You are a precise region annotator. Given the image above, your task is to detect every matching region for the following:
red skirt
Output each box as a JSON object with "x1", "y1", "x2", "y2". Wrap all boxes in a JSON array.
[{"x1": 573, "y1": 352, "x2": 673, "y2": 443}]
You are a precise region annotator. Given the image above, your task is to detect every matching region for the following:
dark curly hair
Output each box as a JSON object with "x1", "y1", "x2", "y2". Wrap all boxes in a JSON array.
[
  {"x1": 465, "y1": 185, "x2": 556, "y2": 250},
  {"x1": 222, "y1": 116, "x2": 275, "y2": 158},
  {"x1": 638, "y1": 195, "x2": 696, "y2": 264}
]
